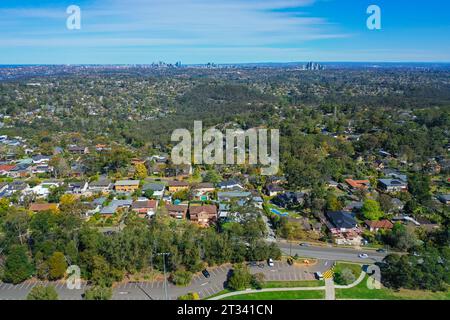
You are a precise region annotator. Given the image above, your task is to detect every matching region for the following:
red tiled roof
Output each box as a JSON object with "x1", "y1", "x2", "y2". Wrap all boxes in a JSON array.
[
  {"x1": 345, "y1": 179, "x2": 370, "y2": 189},
  {"x1": 0, "y1": 164, "x2": 16, "y2": 172},
  {"x1": 365, "y1": 219, "x2": 394, "y2": 229}
]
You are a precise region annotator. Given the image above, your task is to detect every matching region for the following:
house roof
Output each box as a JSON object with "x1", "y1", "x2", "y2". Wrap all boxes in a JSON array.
[
  {"x1": 165, "y1": 204, "x2": 188, "y2": 213},
  {"x1": 326, "y1": 211, "x2": 357, "y2": 229},
  {"x1": 218, "y1": 191, "x2": 252, "y2": 199},
  {"x1": 100, "y1": 199, "x2": 133, "y2": 214},
  {"x1": 217, "y1": 180, "x2": 241, "y2": 188},
  {"x1": 89, "y1": 179, "x2": 112, "y2": 187},
  {"x1": 168, "y1": 180, "x2": 189, "y2": 187},
  {"x1": 115, "y1": 180, "x2": 140, "y2": 186},
  {"x1": 267, "y1": 184, "x2": 285, "y2": 192},
  {"x1": 189, "y1": 205, "x2": 217, "y2": 215},
  {"x1": 345, "y1": 179, "x2": 370, "y2": 189},
  {"x1": 132, "y1": 200, "x2": 157, "y2": 210},
  {"x1": 365, "y1": 220, "x2": 394, "y2": 230},
  {"x1": 193, "y1": 182, "x2": 214, "y2": 189},
  {"x1": 378, "y1": 179, "x2": 407, "y2": 187},
  {"x1": 143, "y1": 183, "x2": 165, "y2": 191},
  {"x1": 0, "y1": 164, "x2": 16, "y2": 172}
]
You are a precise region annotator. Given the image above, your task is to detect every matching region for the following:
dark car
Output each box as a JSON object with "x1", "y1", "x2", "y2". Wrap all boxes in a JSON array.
[
  {"x1": 248, "y1": 261, "x2": 258, "y2": 267},
  {"x1": 376, "y1": 248, "x2": 387, "y2": 253},
  {"x1": 202, "y1": 269, "x2": 210, "y2": 278}
]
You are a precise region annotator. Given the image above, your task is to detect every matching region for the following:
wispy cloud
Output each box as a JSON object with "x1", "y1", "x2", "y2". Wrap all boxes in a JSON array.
[{"x1": 0, "y1": 0, "x2": 348, "y2": 49}]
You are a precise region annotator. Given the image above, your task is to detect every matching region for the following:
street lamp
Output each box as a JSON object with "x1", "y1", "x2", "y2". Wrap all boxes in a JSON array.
[{"x1": 157, "y1": 252, "x2": 170, "y2": 300}]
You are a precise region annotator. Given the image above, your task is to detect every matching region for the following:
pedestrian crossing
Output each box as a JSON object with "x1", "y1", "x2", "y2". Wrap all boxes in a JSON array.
[{"x1": 323, "y1": 262, "x2": 337, "y2": 279}]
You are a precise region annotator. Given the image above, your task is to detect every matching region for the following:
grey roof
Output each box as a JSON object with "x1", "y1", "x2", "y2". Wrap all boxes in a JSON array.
[
  {"x1": 89, "y1": 179, "x2": 112, "y2": 188},
  {"x1": 326, "y1": 211, "x2": 357, "y2": 229},
  {"x1": 100, "y1": 199, "x2": 133, "y2": 214},
  {"x1": 378, "y1": 179, "x2": 407, "y2": 187},
  {"x1": 217, "y1": 180, "x2": 241, "y2": 188},
  {"x1": 218, "y1": 191, "x2": 252, "y2": 199},
  {"x1": 143, "y1": 183, "x2": 165, "y2": 191},
  {"x1": 115, "y1": 180, "x2": 140, "y2": 186}
]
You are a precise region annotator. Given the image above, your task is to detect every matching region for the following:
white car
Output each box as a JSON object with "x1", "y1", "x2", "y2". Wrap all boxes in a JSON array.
[
  {"x1": 267, "y1": 258, "x2": 274, "y2": 267},
  {"x1": 358, "y1": 253, "x2": 369, "y2": 259}
]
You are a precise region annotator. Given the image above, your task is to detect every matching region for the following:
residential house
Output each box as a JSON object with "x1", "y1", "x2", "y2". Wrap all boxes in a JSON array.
[
  {"x1": 114, "y1": 180, "x2": 140, "y2": 193},
  {"x1": 142, "y1": 183, "x2": 165, "y2": 198},
  {"x1": 100, "y1": 199, "x2": 133, "y2": 215},
  {"x1": 378, "y1": 178, "x2": 408, "y2": 193},
  {"x1": 365, "y1": 220, "x2": 394, "y2": 232},
  {"x1": 131, "y1": 199, "x2": 158, "y2": 217},
  {"x1": 218, "y1": 203, "x2": 231, "y2": 219},
  {"x1": 326, "y1": 211, "x2": 362, "y2": 246},
  {"x1": 32, "y1": 155, "x2": 51, "y2": 165},
  {"x1": 265, "y1": 184, "x2": 285, "y2": 197},
  {"x1": 217, "y1": 180, "x2": 244, "y2": 190},
  {"x1": 88, "y1": 179, "x2": 113, "y2": 193},
  {"x1": 68, "y1": 145, "x2": 89, "y2": 155},
  {"x1": 166, "y1": 204, "x2": 188, "y2": 219},
  {"x1": 327, "y1": 180, "x2": 339, "y2": 189},
  {"x1": 167, "y1": 180, "x2": 189, "y2": 193},
  {"x1": 189, "y1": 205, "x2": 218, "y2": 226},
  {"x1": 29, "y1": 203, "x2": 59, "y2": 213},
  {"x1": 345, "y1": 179, "x2": 370, "y2": 191},
  {"x1": 66, "y1": 181, "x2": 89, "y2": 194},
  {"x1": 4, "y1": 181, "x2": 31, "y2": 199},
  {"x1": 271, "y1": 192, "x2": 305, "y2": 209},
  {"x1": 31, "y1": 180, "x2": 62, "y2": 198},
  {"x1": 192, "y1": 183, "x2": 215, "y2": 200},
  {"x1": 217, "y1": 191, "x2": 252, "y2": 202},
  {"x1": 252, "y1": 196, "x2": 264, "y2": 209},
  {"x1": 0, "y1": 164, "x2": 16, "y2": 176}
]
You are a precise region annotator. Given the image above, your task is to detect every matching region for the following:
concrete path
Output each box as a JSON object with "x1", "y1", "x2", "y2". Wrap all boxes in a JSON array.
[
  {"x1": 325, "y1": 278, "x2": 335, "y2": 300},
  {"x1": 208, "y1": 286, "x2": 327, "y2": 300}
]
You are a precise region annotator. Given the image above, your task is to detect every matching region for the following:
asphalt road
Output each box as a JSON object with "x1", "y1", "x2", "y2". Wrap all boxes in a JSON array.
[{"x1": 278, "y1": 242, "x2": 388, "y2": 263}]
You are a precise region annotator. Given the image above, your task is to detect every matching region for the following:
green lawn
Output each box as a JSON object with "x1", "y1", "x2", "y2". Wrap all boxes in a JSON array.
[
  {"x1": 336, "y1": 275, "x2": 450, "y2": 300},
  {"x1": 333, "y1": 262, "x2": 363, "y2": 285},
  {"x1": 221, "y1": 290, "x2": 325, "y2": 300},
  {"x1": 262, "y1": 280, "x2": 325, "y2": 288}
]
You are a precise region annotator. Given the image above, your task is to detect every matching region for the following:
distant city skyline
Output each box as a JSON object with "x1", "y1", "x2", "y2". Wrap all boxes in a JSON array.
[{"x1": 0, "y1": 0, "x2": 449, "y2": 64}]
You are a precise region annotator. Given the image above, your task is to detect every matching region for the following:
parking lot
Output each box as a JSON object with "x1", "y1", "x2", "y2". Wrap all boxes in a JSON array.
[{"x1": 0, "y1": 259, "x2": 333, "y2": 300}]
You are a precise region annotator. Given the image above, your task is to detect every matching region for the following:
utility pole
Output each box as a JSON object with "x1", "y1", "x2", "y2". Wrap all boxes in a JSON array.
[{"x1": 157, "y1": 252, "x2": 170, "y2": 300}]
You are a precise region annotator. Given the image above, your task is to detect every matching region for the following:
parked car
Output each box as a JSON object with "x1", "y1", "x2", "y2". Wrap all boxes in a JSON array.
[
  {"x1": 248, "y1": 261, "x2": 258, "y2": 267},
  {"x1": 314, "y1": 272, "x2": 323, "y2": 280},
  {"x1": 202, "y1": 269, "x2": 210, "y2": 278},
  {"x1": 267, "y1": 258, "x2": 274, "y2": 267},
  {"x1": 376, "y1": 248, "x2": 387, "y2": 253},
  {"x1": 358, "y1": 253, "x2": 369, "y2": 259},
  {"x1": 300, "y1": 243, "x2": 310, "y2": 247}
]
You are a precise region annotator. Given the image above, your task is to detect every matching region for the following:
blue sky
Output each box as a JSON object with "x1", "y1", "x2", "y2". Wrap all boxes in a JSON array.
[{"x1": 0, "y1": 0, "x2": 449, "y2": 64}]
